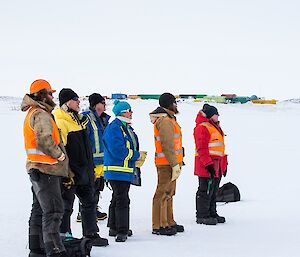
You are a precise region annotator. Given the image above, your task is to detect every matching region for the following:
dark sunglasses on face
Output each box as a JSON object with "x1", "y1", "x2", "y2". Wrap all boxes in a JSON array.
[
  {"x1": 72, "y1": 97, "x2": 79, "y2": 101},
  {"x1": 47, "y1": 91, "x2": 53, "y2": 96},
  {"x1": 121, "y1": 109, "x2": 132, "y2": 113},
  {"x1": 100, "y1": 101, "x2": 106, "y2": 105}
]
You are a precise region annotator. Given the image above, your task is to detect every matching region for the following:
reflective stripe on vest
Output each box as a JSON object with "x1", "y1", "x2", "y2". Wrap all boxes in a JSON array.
[
  {"x1": 86, "y1": 114, "x2": 103, "y2": 158},
  {"x1": 120, "y1": 126, "x2": 133, "y2": 168},
  {"x1": 195, "y1": 122, "x2": 225, "y2": 157},
  {"x1": 24, "y1": 107, "x2": 60, "y2": 164},
  {"x1": 154, "y1": 116, "x2": 183, "y2": 165},
  {"x1": 104, "y1": 165, "x2": 133, "y2": 173}
]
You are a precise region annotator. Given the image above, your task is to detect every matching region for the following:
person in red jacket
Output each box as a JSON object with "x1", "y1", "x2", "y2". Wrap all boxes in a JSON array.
[{"x1": 193, "y1": 104, "x2": 228, "y2": 225}]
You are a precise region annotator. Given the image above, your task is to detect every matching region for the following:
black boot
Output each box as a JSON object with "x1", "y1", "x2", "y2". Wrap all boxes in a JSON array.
[
  {"x1": 171, "y1": 224, "x2": 184, "y2": 233},
  {"x1": 48, "y1": 251, "x2": 68, "y2": 257},
  {"x1": 212, "y1": 214, "x2": 226, "y2": 223},
  {"x1": 85, "y1": 233, "x2": 109, "y2": 247},
  {"x1": 152, "y1": 227, "x2": 177, "y2": 236},
  {"x1": 115, "y1": 234, "x2": 127, "y2": 242},
  {"x1": 196, "y1": 217, "x2": 218, "y2": 225}
]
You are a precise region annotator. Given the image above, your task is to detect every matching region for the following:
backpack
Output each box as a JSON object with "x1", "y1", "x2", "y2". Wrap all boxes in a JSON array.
[
  {"x1": 63, "y1": 238, "x2": 93, "y2": 257},
  {"x1": 216, "y1": 182, "x2": 241, "y2": 202}
]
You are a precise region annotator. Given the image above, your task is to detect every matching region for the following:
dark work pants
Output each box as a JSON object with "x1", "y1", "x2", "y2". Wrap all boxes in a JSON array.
[
  {"x1": 29, "y1": 172, "x2": 65, "y2": 256},
  {"x1": 107, "y1": 180, "x2": 130, "y2": 234},
  {"x1": 196, "y1": 177, "x2": 221, "y2": 218},
  {"x1": 60, "y1": 184, "x2": 98, "y2": 236},
  {"x1": 79, "y1": 177, "x2": 105, "y2": 213}
]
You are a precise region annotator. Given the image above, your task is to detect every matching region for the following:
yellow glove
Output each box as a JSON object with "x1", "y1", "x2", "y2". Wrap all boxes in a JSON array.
[
  {"x1": 63, "y1": 177, "x2": 75, "y2": 189},
  {"x1": 135, "y1": 151, "x2": 147, "y2": 168},
  {"x1": 171, "y1": 164, "x2": 181, "y2": 181},
  {"x1": 94, "y1": 165, "x2": 104, "y2": 179}
]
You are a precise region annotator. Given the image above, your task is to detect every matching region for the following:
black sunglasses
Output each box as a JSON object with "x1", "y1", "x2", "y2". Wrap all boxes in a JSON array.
[
  {"x1": 47, "y1": 91, "x2": 53, "y2": 96},
  {"x1": 72, "y1": 97, "x2": 79, "y2": 101}
]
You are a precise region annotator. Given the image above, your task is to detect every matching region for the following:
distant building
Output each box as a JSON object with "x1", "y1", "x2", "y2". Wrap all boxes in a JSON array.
[{"x1": 111, "y1": 93, "x2": 127, "y2": 99}]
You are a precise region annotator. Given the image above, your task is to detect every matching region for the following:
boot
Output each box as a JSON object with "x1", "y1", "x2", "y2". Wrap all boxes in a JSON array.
[
  {"x1": 48, "y1": 251, "x2": 68, "y2": 257},
  {"x1": 196, "y1": 217, "x2": 218, "y2": 225},
  {"x1": 212, "y1": 214, "x2": 226, "y2": 223},
  {"x1": 109, "y1": 228, "x2": 133, "y2": 237},
  {"x1": 85, "y1": 233, "x2": 109, "y2": 247},
  {"x1": 115, "y1": 234, "x2": 127, "y2": 242},
  {"x1": 152, "y1": 227, "x2": 177, "y2": 236},
  {"x1": 96, "y1": 206, "x2": 107, "y2": 221},
  {"x1": 171, "y1": 224, "x2": 184, "y2": 233}
]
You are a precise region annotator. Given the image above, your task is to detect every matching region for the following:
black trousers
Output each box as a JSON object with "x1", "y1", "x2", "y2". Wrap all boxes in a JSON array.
[
  {"x1": 196, "y1": 177, "x2": 221, "y2": 218},
  {"x1": 60, "y1": 184, "x2": 98, "y2": 236},
  {"x1": 29, "y1": 171, "x2": 65, "y2": 255},
  {"x1": 107, "y1": 180, "x2": 130, "y2": 234}
]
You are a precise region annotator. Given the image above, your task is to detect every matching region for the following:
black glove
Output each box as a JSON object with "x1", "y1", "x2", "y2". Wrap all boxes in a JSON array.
[
  {"x1": 206, "y1": 164, "x2": 215, "y2": 179},
  {"x1": 223, "y1": 168, "x2": 227, "y2": 177}
]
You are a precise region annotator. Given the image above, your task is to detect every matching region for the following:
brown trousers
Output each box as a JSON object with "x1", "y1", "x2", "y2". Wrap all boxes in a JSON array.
[{"x1": 152, "y1": 166, "x2": 176, "y2": 229}]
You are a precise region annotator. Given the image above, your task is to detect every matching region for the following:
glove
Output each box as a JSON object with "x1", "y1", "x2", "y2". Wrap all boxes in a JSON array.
[
  {"x1": 206, "y1": 164, "x2": 215, "y2": 179},
  {"x1": 135, "y1": 151, "x2": 147, "y2": 168},
  {"x1": 57, "y1": 152, "x2": 66, "y2": 161},
  {"x1": 171, "y1": 164, "x2": 181, "y2": 181},
  {"x1": 223, "y1": 168, "x2": 227, "y2": 177},
  {"x1": 63, "y1": 177, "x2": 75, "y2": 189}
]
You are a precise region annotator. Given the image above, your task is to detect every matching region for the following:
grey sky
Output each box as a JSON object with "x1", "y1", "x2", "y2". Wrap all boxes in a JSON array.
[{"x1": 1, "y1": 0, "x2": 299, "y2": 99}]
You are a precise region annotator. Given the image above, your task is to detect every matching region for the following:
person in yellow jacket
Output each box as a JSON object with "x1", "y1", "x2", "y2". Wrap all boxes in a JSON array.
[
  {"x1": 21, "y1": 79, "x2": 71, "y2": 257},
  {"x1": 150, "y1": 93, "x2": 184, "y2": 236}
]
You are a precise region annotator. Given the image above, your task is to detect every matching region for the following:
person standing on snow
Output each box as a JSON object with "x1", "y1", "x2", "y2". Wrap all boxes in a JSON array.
[
  {"x1": 76, "y1": 93, "x2": 110, "y2": 222},
  {"x1": 194, "y1": 104, "x2": 228, "y2": 225},
  {"x1": 53, "y1": 88, "x2": 108, "y2": 247},
  {"x1": 21, "y1": 79, "x2": 71, "y2": 257},
  {"x1": 103, "y1": 100, "x2": 147, "y2": 242},
  {"x1": 150, "y1": 93, "x2": 184, "y2": 236}
]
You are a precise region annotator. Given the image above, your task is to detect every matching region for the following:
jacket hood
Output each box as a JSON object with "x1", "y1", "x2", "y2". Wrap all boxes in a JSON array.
[
  {"x1": 21, "y1": 94, "x2": 54, "y2": 113},
  {"x1": 149, "y1": 107, "x2": 175, "y2": 124},
  {"x1": 195, "y1": 111, "x2": 210, "y2": 124}
]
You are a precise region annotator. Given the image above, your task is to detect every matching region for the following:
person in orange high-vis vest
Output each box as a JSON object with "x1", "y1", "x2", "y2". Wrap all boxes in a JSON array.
[
  {"x1": 150, "y1": 93, "x2": 185, "y2": 236},
  {"x1": 21, "y1": 79, "x2": 71, "y2": 257},
  {"x1": 194, "y1": 104, "x2": 228, "y2": 225}
]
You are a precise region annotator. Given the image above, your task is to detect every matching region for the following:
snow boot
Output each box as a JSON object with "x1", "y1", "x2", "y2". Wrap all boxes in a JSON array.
[
  {"x1": 85, "y1": 233, "x2": 109, "y2": 247},
  {"x1": 212, "y1": 214, "x2": 226, "y2": 223},
  {"x1": 152, "y1": 226, "x2": 177, "y2": 236},
  {"x1": 48, "y1": 251, "x2": 68, "y2": 257},
  {"x1": 171, "y1": 224, "x2": 184, "y2": 233},
  {"x1": 109, "y1": 228, "x2": 133, "y2": 237},
  {"x1": 196, "y1": 217, "x2": 218, "y2": 225},
  {"x1": 96, "y1": 210, "x2": 108, "y2": 221},
  {"x1": 115, "y1": 234, "x2": 127, "y2": 242}
]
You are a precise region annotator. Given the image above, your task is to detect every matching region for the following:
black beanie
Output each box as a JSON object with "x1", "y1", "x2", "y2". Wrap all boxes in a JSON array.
[
  {"x1": 159, "y1": 93, "x2": 176, "y2": 108},
  {"x1": 89, "y1": 93, "x2": 105, "y2": 108},
  {"x1": 202, "y1": 103, "x2": 219, "y2": 118},
  {"x1": 59, "y1": 88, "x2": 79, "y2": 107}
]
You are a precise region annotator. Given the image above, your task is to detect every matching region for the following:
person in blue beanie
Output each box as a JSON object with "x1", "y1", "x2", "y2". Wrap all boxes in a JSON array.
[{"x1": 103, "y1": 100, "x2": 147, "y2": 242}]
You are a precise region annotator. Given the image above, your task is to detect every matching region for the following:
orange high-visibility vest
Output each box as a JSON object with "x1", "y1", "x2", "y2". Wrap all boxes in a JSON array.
[
  {"x1": 24, "y1": 107, "x2": 60, "y2": 164},
  {"x1": 154, "y1": 117, "x2": 183, "y2": 165},
  {"x1": 195, "y1": 122, "x2": 225, "y2": 157}
]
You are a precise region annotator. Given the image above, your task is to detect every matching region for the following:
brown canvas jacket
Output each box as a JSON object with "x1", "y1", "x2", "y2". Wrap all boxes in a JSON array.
[{"x1": 21, "y1": 94, "x2": 71, "y2": 177}]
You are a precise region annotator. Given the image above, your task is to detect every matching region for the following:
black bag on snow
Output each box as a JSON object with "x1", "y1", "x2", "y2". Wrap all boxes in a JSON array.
[
  {"x1": 63, "y1": 238, "x2": 93, "y2": 257},
  {"x1": 216, "y1": 182, "x2": 241, "y2": 202}
]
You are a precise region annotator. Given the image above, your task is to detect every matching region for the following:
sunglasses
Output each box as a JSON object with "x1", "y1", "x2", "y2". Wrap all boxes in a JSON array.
[
  {"x1": 72, "y1": 97, "x2": 79, "y2": 101},
  {"x1": 100, "y1": 101, "x2": 106, "y2": 105},
  {"x1": 121, "y1": 109, "x2": 132, "y2": 113},
  {"x1": 47, "y1": 91, "x2": 53, "y2": 96}
]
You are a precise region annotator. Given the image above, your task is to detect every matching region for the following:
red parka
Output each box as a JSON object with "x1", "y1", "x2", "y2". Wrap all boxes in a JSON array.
[{"x1": 193, "y1": 111, "x2": 228, "y2": 178}]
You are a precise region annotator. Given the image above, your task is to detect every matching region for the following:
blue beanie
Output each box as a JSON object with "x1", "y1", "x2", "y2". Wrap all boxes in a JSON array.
[{"x1": 112, "y1": 100, "x2": 132, "y2": 116}]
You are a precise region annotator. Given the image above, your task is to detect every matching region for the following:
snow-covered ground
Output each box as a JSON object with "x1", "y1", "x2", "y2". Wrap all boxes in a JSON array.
[{"x1": 1, "y1": 97, "x2": 300, "y2": 257}]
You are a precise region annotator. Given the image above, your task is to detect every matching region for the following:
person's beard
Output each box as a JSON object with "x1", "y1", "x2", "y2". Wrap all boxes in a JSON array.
[{"x1": 169, "y1": 104, "x2": 179, "y2": 114}]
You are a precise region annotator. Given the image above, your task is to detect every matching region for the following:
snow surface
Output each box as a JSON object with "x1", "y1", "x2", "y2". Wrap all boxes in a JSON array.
[{"x1": 1, "y1": 97, "x2": 300, "y2": 257}]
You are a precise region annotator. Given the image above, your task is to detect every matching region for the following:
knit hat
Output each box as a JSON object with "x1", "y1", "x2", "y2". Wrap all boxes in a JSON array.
[
  {"x1": 202, "y1": 103, "x2": 219, "y2": 118},
  {"x1": 89, "y1": 93, "x2": 105, "y2": 108},
  {"x1": 112, "y1": 100, "x2": 131, "y2": 116},
  {"x1": 159, "y1": 93, "x2": 176, "y2": 108},
  {"x1": 59, "y1": 88, "x2": 79, "y2": 107}
]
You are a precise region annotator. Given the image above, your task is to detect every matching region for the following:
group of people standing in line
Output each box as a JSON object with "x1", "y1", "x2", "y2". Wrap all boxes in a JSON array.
[{"x1": 22, "y1": 79, "x2": 228, "y2": 257}]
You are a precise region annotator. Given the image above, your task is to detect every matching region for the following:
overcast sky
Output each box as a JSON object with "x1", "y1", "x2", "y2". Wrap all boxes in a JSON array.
[{"x1": 1, "y1": 0, "x2": 299, "y2": 99}]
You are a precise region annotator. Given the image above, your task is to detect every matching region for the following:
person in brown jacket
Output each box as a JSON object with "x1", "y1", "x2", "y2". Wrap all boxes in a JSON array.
[
  {"x1": 21, "y1": 79, "x2": 72, "y2": 257},
  {"x1": 150, "y1": 93, "x2": 184, "y2": 236}
]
